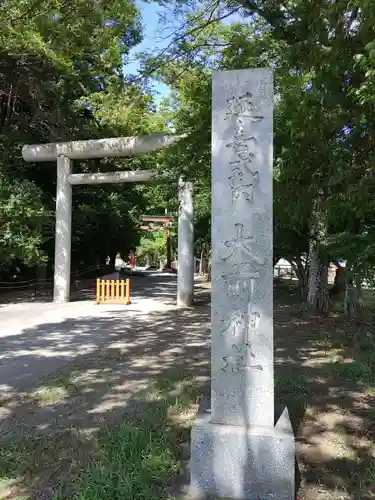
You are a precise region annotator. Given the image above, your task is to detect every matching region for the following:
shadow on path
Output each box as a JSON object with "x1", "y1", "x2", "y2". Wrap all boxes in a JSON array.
[
  {"x1": 0, "y1": 289, "x2": 211, "y2": 498},
  {"x1": 0, "y1": 275, "x2": 209, "y2": 394},
  {"x1": 1, "y1": 280, "x2": 374, "y2": 500}
]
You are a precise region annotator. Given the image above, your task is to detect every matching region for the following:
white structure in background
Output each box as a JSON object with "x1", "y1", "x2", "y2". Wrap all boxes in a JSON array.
[
  {"x1": 22, "y1": 134, "x2": 195, "y2": 307},
  {"x1": 274, "y1": 258, "x2": 294, "y2": 278},
  {"x1": 274, "y1": 257, "x2": 344, "y2": 284},
  {"x1": 114, "y1": 255, "x2": 125, "y2": 276}
]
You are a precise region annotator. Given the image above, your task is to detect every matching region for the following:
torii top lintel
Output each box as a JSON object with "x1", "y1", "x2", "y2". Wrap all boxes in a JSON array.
[{"x1": 22, "y1": 133, "x2": 185, "y2": 163}]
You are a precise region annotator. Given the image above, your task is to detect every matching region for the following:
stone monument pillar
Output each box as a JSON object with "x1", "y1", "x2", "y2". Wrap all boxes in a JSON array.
[
  {"x1": 177, "y1": 179, "x2": 194, "y2": 307},
  {"x1": 190, "y1": 69, "x2": 295, "y2": 499},
  {"x1": 53, "y1": 154, "x2": 72, "y2": 303}
]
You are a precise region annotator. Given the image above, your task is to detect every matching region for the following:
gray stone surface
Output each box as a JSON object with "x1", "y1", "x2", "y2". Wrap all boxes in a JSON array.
[
  {"x1": 54, "y1": 154, "x2": 72, "y2": 304},
  {"x1": 22, "y1": 134, "x2": 185, "y2": 161},
  {"x1": 189, "y1": 400, "x2": 295, "y2": 500},
  {"x1": 177, "y1": 179, "x2": 195, "y2": 307},
  {"x1": 211, "y1": 68, "x2": 274, "y2": 428},
  {"x1": 190, "y1": 68, "x2": 295, "y2": 499}
]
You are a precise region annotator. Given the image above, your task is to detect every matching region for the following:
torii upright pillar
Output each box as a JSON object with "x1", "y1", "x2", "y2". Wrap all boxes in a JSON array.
[
  {"x1": 54, "y1": 155, "x2": 72, "y2": 303},
  {"x1": 177, "y1": 179, "x2": 194, "y2": 307}
]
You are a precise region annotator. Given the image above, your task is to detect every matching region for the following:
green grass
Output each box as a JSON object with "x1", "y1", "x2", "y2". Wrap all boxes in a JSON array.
[
  {"x1": 275, "y1": 367, "x2": 309, "y2": 413},
  {"x1": 0, "y1": 438, "x2": 31, "y2": 480},
  {"x1": 32, "y1": 374, "x2": 81, "y2": 406},
  {"x1": 322, "y1": 359, "x2": 374, "y2": 385},
  {"x1": 0, "y1": 434, "x2": 42, "y2": 500},
  {"x1": 70, "y1": 419, "x2": 179, "y2": 500},
  {"x1": 314, "y1": 321, "x2": 375, "y2": 394},
  {"x1": 61, "y1": 374, "x2": 201, "y2": 500},
  {"x1": 0, "y1": 429, "x2": 91, "y2": 500},
  {"x1": 363, "y1": 461, "x2": 375, "y2": 489},
  {"x1": 0, "y1": 369, "x2": 201, "y2": 500},
  {"x1": 67, "y1": 378, "x2": 198, "y2": 500}
]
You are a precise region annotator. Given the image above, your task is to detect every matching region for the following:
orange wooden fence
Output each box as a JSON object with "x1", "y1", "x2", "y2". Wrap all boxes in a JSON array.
[{"x1": 96, "y1": 278, "x2": 131, "y2": 305}]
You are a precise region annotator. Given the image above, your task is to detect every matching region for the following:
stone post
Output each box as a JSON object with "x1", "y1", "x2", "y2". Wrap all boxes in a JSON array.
[
  {"x1": 53, "y1": 155, "x2": 72, "y2": 304},
  {"x1": 177, "y1": 179, "x2": 194, "y2": 307},
  {"x1": 190, "y1": 69, "x2": 295, "y2": 499}
]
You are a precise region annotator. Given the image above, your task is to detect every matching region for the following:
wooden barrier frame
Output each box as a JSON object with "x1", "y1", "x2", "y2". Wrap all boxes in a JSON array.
[{"x1": 96, "y1": 278, "x2": 131, "y2": 305}]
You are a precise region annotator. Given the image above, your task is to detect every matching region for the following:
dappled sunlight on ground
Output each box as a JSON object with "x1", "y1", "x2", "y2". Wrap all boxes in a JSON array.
[
  {"x1": 0, "y1": 278, "x2": 374, "y2": 499},
  {"x1": 273, "y1": 287, "x2": 375, "y2": 500},
  {"x1": 0, "y1": 276, "x2": 211, "y2": 499}
]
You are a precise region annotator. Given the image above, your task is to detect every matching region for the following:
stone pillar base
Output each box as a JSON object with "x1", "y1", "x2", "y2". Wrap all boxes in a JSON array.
[
  {"x1": 177, "y1": 292, "x2": 194, "y2": 308},
  {"x1": 189, "y1": 399, "x2": 295, "y2": 500}
]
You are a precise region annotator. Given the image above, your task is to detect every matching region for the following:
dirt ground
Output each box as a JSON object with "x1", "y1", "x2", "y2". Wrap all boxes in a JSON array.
[
  {"x1": 274, "y1": 284, "x2": 375, "y2": 500},
  {"x1": 0, "y1": 280, "x2": 374, "y2": 499}
]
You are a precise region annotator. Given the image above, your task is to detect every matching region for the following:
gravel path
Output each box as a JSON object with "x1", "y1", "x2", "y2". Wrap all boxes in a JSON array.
[{"x1": 0, "y1": 273, "x2": 204, "y2": 397}]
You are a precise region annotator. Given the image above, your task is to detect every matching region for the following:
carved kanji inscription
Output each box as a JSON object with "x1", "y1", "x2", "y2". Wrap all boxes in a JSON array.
[
  {"x1": 225, "y1": 92, "x2": 265, "y2": 122},
  {"x1": 219, "y1": 307, "x2": 263, "y2": 374},
  {"x1": 229, "y1": 169, "x2": 259, "y2": 204},
  {"x1": 221, "y1": 342, "x2": 263, "y2": 374},
  {"x1": 250, "y1": 311, "x2": 261, "y2": 329},
  {"x1": 220, "y1": 223, "x2": 266, "y2": 266}
]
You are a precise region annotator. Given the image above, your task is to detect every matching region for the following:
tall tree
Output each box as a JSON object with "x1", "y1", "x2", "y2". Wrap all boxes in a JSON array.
[
  {"x1": 0, "y1": 0, "x2": 168, "y2": 277},
  {"x1": 140, "y1": 0, "x2": 375, "y2": 313}
]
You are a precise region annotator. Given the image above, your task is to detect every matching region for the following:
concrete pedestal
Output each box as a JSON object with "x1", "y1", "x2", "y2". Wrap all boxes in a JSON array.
[{"x1": 190, "y1": 400, "x2": 295, "y2": 500}]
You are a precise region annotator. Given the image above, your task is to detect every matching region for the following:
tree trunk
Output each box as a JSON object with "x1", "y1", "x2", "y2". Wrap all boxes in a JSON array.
[
  {"x1": 109, "y1": 251, "x2": 117, "y2": 268},
  {"x1": 206, "y1": 249, "x2": 212, "y2": 282},
  {"x1": 307, "y1": 244, "x2": 330, "y2": 314},
  {"x1": 166, "y1": 231, "x2": 172, "y2": 268},
  {"x1": 199, "y1": 247, "x2": 204, "y2": 274},
  {"x1": 201, "y1": 243, "x2": 210, "y2": 274},
  {"x1": 201, "y1": 255, "x2": 208, "y2": 274},
  {"x1": 331, "y1": 263, "x2": 345, "y2": 296},
  {"x1": 307, "y1": 239, "x2": 319, "y2": 308},
  {"x1": 316, "y1": 260, "x2": 330, "y2": 314},
  {"x1": 355, "y1": 273, "x2": 363, "y2": 311},
  {"x1": 307, "y1": 197, "x2": 329, "y2": 313},
  {"x1": 291, "y1": 256, "x2": 308, "y2": 300},
  {"x1": 344, "y1": 264, "x2": 362, "y2": 315},
  {"x1": 344, "y1": 264, "x2": 355, "y2": 315}
]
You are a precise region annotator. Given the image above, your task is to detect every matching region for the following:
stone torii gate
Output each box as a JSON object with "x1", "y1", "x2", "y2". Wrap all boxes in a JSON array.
[{"x1": 22, "y1": 134, "x2": 195, "y2": 307}]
